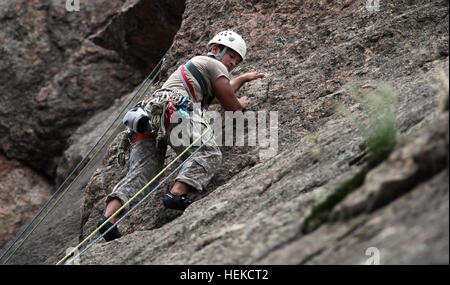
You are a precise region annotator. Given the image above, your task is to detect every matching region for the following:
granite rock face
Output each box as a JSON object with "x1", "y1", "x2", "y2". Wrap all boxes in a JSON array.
[
  {"x1": 0, "y1": 154, "x2": 52, "y2": 249},
  {"x1": 78, "y1": 0, "x2": 448, "y2": 265},
  {"x1": 1, "y1": 0, "x2": 448, "y2": 264},
  {"x1": 0, "y1": 0, "x2": 142, "y2": 176},
  {"x1": 0, "y1": 0, "x2": 183, "y2": 263},
  {"x1": 0, "y1": 0, "x2": 184, "y2": 177},
  {"x1": 90, "y1": 0, "x2": 185, "y2": 73},
  {"x1": 80, "y1": 112, "x2": 448, "y2": 265}
]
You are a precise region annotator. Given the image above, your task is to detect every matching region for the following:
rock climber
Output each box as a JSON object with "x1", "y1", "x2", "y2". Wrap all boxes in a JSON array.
[{"x1": 97, "y1": 30, "x2": 266, "y2": 241}]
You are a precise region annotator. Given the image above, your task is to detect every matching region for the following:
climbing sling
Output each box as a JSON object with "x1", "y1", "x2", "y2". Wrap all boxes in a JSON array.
[
  {"x1": 118, "y1": 59, "x2": 211, "y2": 159},
  {"x1": 179, "y1": 60, "x2": 214, "y2": 108}
]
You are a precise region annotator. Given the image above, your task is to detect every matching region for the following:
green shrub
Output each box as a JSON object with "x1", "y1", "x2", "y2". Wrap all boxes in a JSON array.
[
  {"x1": 339, "y1": 83, "x2": 399, "y2": 158},
  {"x1": 302, "y1": 83, "x2": 399, "y2": 234}
]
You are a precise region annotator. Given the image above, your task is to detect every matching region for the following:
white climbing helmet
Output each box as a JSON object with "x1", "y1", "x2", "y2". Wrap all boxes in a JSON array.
[{"x1": 207, "y1": 31, "x2": 247, "y2": 61}]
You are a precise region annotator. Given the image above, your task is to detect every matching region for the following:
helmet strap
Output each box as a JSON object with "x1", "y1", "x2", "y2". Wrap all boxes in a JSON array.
[{"x1": 208, "y1": 46, "x2": 228, "y2": 61}]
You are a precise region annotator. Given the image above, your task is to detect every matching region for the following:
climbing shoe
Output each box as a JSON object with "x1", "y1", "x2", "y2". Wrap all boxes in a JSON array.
[
  {"x1": 163, "y1": 192, "x2": 192, "y2": 210},
  {"x1": 97, "y1": 216, "x2": 122, "y2": 242}
]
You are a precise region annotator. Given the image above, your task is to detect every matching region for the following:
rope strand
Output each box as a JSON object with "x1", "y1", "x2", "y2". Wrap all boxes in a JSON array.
[
  {"x1": 57, "y1": 114, "x2": 213, "y2": 265},
  {"x1": 0, "y1": 48, "x2": 171, "y2": 264}
]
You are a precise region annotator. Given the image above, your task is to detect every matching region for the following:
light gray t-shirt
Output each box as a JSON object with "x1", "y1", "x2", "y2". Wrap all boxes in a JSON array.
[{"x1": 160, "y1": 55, "x2": 230, "y2": 107}]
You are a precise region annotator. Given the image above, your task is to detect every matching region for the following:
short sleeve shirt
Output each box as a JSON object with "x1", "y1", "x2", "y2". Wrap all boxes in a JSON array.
[{"x1": 160, "y1": 56, "x2": 230, "y2": 107}]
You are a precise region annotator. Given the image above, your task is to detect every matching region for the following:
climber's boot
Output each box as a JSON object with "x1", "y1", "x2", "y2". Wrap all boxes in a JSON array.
[
  {"x1": 162, "y1": 192, "x2": 192, "y2": 210},
  {"x1": 97, "y1": 215, "x2": 122, "y2": 242}
]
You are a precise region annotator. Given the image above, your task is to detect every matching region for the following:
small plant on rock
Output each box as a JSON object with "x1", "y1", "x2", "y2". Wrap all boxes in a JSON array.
[{"x1": 302, "y1": 83, "x2": 399, "y2": 234}]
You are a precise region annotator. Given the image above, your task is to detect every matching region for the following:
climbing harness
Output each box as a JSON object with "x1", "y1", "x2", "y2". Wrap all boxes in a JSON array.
[
  {"x1": 120, "y1": 84, "x2": 199, "y2": 156},
  {"x1": 55, "y1": 50, "x2": 217, "y2": 264},
  {"x1": 130, "y1": 132, "x2": 155, "y2": 144},
  {"x1": 0, "y1": 48, "x2": 171, "y2": 265},
  {"x1": 3, "y1": 46, "x2": 218, "y2": 265},
  {"x1": 56, "y1": 114, "x2": 214, "y2": 265}
]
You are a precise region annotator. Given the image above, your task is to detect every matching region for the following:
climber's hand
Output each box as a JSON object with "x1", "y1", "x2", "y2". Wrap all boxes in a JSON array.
[
  {"x1": 238, "y1": 96, "x2": 249, "y2": 110},
  {"x1": 244, "y1": 72, "x2": 266, "y2": 82}
]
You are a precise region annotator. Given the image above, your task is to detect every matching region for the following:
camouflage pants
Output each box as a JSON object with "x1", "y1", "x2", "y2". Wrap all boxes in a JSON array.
[{"x1": 107, "y1": 99, "x2": 222, "y2": 211}]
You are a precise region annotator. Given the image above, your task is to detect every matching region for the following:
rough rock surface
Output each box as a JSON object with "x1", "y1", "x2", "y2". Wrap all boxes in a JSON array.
[
  {"x1": 54, "y1": 0, "x2": 185, "y2": 187},
  {"x1": 78, "y1": 0, "x2": 449, "y2": 265},
  {"x1": 0, "y1": 0, "x2": 183, "y2": 177},
  {"x1": 0, "y1": 0, "x2": 141, "y2": 176},
  {"x1": 1, "y1": 0, "x2": 448, "y2": 265},
  {"x1": 0, "y1": 0, "x2": 184, "y2": 255},
  {"x1": 259, "y1": 114, "x2": 449, "y2": 265},
  {"x1": 80, "y1": 112, "x2": 448, "y2": 265},
  {"x1": 90, "y1": 0, "x2": 185, "y2": 73},
  {"x1": 0, "y1": 154, "x2": 52, "y2": 249}
]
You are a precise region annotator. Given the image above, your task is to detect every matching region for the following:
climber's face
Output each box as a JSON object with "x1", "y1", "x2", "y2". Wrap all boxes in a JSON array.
[
  {"x1": 220, "y1": 48, "x2": 242, "y2": 72},
  {"x1": 210, "y1": 44, "x2": 242, "y2": 72}
]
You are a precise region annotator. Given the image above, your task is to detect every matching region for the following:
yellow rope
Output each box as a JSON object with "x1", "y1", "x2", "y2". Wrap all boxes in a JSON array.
[
  {"x1": 56, "y1": 113, "x2": 213, "y2": 265},
  {"x1": 2, "y1": 68, "x2": 160, "y2": 265}
]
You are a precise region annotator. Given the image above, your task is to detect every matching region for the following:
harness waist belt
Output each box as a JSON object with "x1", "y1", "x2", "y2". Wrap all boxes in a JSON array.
[{"x1": 130, "y1": 132, "x2": 154, "y2": 144}]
